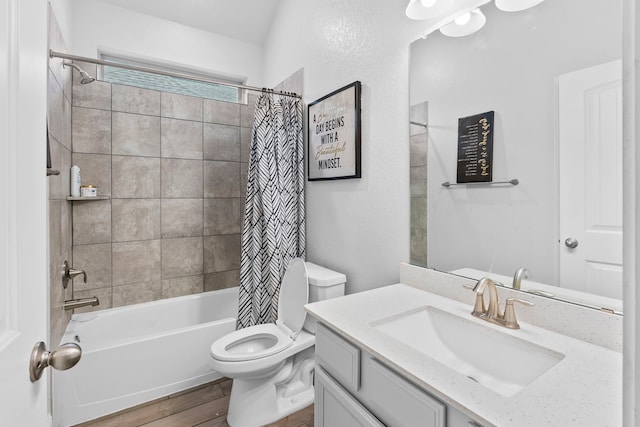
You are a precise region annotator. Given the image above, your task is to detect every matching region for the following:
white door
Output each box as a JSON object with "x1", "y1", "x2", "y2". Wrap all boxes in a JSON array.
[
  {"x1": 0, "y1": 0, "x2": 50, "y2": 425},
  {"x1": 558, "y1": 60, "x2": 623, "y2": 299}
]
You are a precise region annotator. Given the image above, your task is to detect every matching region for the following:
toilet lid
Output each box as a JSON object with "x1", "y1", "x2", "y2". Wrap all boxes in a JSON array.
[{"x1": 277, "y1": 258, "x2": 309, "y2": 336}]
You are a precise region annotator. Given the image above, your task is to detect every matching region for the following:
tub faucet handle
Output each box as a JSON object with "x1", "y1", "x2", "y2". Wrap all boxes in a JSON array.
[{"x1": 63, "y1": 260, "x2": 87, "y2": 289}]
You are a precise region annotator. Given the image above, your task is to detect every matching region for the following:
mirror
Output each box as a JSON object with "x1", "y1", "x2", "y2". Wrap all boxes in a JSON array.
[{"x1": 409, "y1": 0, "x2": 623, "y2": 312}]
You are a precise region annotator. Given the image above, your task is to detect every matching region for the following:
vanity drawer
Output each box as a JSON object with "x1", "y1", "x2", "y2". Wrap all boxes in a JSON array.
[
  {"x1": 362, "y1": 357, "x2": 446, "y2": 427},
  {"x1": 316, "y1": 323, "x2": 360, "y2": 391},
  {"x1": 315, "y1": 367, "x2": 384, "y2": 427}
]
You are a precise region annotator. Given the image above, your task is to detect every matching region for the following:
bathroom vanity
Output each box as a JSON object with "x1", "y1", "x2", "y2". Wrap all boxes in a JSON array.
[{"x1": 305, "y1": 276, "x2": 621, "y2": 426}]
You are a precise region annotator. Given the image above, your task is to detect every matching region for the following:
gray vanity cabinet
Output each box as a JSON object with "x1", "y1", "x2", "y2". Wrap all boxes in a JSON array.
[
  {"x1": 314, "y1": 323, "x2": 483, "y2": 427},
  {"x1": 316, "y1": 367, "x2": 385, "y2": 427}
]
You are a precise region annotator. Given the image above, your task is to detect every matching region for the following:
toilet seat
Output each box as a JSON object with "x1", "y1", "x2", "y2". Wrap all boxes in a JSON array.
[
  {"x1": 210, "y1": 323, "x2": 293, "y2": 362},
  {"x1": 210, "y1": 258, "x2": 309, "y2": 363}
]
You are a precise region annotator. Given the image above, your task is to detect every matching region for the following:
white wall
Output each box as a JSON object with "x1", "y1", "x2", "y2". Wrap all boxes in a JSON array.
[
  {"x1": 410, "y1": 0, "x2": 621, "y2": 286},
  {"x1": 65, "y1": 0, "x2": 263, "y2": 85},
  {"x1": 49, "y1": 0, "x2": 72, "y2": 45},
  {"x1": 261, "y1": 0, "x2": 435, "y2": 294}
]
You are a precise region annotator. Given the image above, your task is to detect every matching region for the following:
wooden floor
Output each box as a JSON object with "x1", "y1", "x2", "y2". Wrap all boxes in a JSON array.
[{"x1": 76, "y1": 378, "x2": 314, "y2": 427}]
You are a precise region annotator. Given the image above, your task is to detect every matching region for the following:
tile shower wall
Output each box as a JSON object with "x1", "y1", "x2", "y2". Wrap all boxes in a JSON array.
[
  {"x1": 71, "y1": 67, "x2": 256, "y2": 311},
  {"x1": 48, "y1": 7, "x2": 74, "y2": 345},
  {"x1": 410, "y1": 102, "x2": 428, "y2": 267}
]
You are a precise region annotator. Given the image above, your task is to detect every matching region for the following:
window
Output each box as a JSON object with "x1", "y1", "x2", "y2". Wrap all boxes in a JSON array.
[{"x1": 100, "y1": 55, "x2": 241, "y2": 103}]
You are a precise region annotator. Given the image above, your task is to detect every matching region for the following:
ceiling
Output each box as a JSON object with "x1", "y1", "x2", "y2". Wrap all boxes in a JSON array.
[{"x1": 94, "y1": 0, "x2": 282, "y2": 45}]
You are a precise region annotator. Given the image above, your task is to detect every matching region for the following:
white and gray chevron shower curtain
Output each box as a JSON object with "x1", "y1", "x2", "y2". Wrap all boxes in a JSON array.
[{"x1": 237, "y1": 93, "x2": 305, "y2": 328}]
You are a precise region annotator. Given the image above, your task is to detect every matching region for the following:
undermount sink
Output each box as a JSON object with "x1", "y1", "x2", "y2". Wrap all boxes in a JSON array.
[{"x1": 371, "y1": 306, "x2": 565, "y2": 397}]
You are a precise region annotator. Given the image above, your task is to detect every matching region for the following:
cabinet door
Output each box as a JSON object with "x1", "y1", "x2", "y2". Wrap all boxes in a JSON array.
[{"x1": 315, "y1": 367, "x2": 385, "y2": 427}]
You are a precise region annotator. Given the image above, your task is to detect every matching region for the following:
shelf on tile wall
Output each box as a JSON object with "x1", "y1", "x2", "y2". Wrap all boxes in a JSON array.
[{"x1": 66, "y1": 196, "x2": 110, "y2": 201}]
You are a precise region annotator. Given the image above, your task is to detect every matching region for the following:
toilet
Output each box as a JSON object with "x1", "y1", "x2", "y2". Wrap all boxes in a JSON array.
[{"x1": 209, "y1": 258, "x2": 346, "y2": 427}]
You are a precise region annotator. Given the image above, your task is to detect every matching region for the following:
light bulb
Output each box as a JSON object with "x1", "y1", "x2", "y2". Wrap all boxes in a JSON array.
[
  {"x1": 495, "y1": 0, "x2": 544, "y2": 12},
  {"x1": 420, "y1": 0, "x2": 437, "y2": 7},
  {"x1": 439, "y1": 8, "x2": 486, "y2": 37},
  {"x1": 454, "y1": 13, "x2": 471, "y2": 26},
  {"x1": 406, "y1": 0, "x2": 454, "y2": 20}
]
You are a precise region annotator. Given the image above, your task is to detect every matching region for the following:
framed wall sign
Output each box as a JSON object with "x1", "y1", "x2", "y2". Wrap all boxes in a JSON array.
[
  {"x1": 456, "y1": 111, "x2": 494, "y2": 183},
  {"x1": 308, "y1": 81, "x2": 361, "y2": 181}
]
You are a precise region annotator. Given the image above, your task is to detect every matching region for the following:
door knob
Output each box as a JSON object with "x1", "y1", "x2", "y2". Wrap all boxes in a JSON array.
[
  {"x1": 29, "y1": 341, "x2": 82, "y2": 382},
  {"x1": 564, "y1": 237, "x2": 579, "y2": 249}
]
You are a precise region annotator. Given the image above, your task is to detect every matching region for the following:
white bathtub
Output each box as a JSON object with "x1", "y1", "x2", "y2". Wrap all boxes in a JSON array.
[{"x1": 53, "y1": 287, "x2": 238, "y2": 426}]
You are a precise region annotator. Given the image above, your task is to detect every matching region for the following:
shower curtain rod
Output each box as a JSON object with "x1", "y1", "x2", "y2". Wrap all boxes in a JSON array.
[{"x1": 49, "y1": 50, "x2": 302, "y2": 99}]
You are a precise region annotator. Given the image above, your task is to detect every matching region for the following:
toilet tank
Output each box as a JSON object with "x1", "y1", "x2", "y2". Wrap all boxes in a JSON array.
[{"x1": 303, "y1": 262, "x2": 346, "y2": 334}]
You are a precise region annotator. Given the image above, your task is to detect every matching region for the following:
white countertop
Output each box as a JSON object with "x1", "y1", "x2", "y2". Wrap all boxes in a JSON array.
[{"x1": 305, "y1": 283, "x2": 622, "y2": 427}]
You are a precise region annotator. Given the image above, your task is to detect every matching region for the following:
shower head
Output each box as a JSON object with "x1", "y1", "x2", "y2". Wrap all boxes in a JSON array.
[{"x1": 63, "y1": 62, "x2": 96, "y2": 84}]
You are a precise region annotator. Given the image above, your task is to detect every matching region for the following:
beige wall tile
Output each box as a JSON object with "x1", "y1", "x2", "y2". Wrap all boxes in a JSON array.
[
  {"x1": 161, "y1": 158, "x2": 203, "y2": 198},
  {"x1": 162, "y1": 275, "x2": 204, "y2": 299},
  {"x1": 204, "y1": 98, "x2": 240, "y2": 126},
  {"x1": 410, "y1": 133, "x2": 427, "y2": 167},
  {"x1": 112, "y1": 112, "x2": 161, "y2": 157},
  {"x1": 240, "y1": 164, "x2": 248, "y2": 197},
  {"x1": 161, "y1": 92, "x2": 203, "y2": 121},
  {"x1": 64, "y1": 68, "x2": 253, "y2": 310},
  {"x1": 72, "y1": 199, "x2": 111, "y2": 245},
  {"x1": 240, "y1": 127, "x2": 251, "y2": 163},
  {"x1": 204, "y1": 198, "x2": 242, "y2": 236},
  {"x1": 60, "y1": 144, "x2": 72, "y2": 198},
  {"x1": 72, "y1": 107, "x2": 111, "y2": 154},
  {"x1": 410, "y1": 165, "x2": 427, "y2": 198},
  {"x1": 410, "y1": 228, "x2": 428, "y2": 264},
  {"x1": 161, "y1": 118, "x2": 203, "y2": 160},
  {"x1": 162, "y1": 237, "x2": 204, "y2": 279},
  {"x1": 61, "y1": 201, "x2": 72, "y2": 255},
  {"x1": 161, "y1": 198, "x2": 203, "y2": 238},
  {"x1": 410, "y1": 101, "x2": 428, "y2": 136},
  {"x1": 113, "y1": 84, "x2": 161, "y2": 116},
  {"x1": 411, "y1": 197, "x2": 427, "y2": 230},
  {"x1": 112, "y1": 155, "x2": 161, "y2": 198},
  {"x1": 204, "y1": 161, "x2": 240, "y2": 198},
  {"x1": 49, "y1": 137, "x2": 64, "y2": 200},
  {"x1": 112, "y1": 240, "x2": 161, "y2": 286},
  {"x1": 112, "y1": 199, "x2": 161, "y2": 242},
  {"x1": 72, "y1": 243, "x2": 112, "y2": 290},
  {"x1": 204, "y1": 270, "x2": 240, "y2": 292},
  {"x1": 48, "y1": 69, "x2": 66, "y2": 146},
  {"x1": 240, "y1": 94, "x2": 256, "y2": 128},
  {"x1": 112, "y1": 281, "x2": 162, "y2": 308},
  {"x1": 72, "y1": 153, "x2": 111, "y2": 197},
  {"x1": 204, "y1": 234, "x2": 241, "y2": 274},
  {"x1": 204, "y1": 123, "x2": 240, "y2": 161},
  {"x1": 73, "y1": 80, "x2": 111, "y2": 110}
]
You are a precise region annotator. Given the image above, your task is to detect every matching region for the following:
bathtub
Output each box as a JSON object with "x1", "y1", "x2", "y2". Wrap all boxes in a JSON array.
[{"x1": 53, "y1": 287, "x2": 238, "y2": 426}]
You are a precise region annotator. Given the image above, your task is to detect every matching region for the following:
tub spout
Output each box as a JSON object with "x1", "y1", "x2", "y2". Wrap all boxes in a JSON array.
[{"x1": 64, "y1": 297, "x2": 99, "y2": 311}]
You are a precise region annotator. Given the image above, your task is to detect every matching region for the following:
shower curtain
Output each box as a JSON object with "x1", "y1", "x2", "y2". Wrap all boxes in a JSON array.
[{"x1": 238, "y1": 93, "x2": 305, "y2": 328}]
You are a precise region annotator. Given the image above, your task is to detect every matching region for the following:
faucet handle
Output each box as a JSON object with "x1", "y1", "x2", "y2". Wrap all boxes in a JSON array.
[
  {"x1": 503, "y1": 298, "x2": 534, "y2": 329},
  {"x1": 464, "y1": 283, "x2": 486, "y2": 316},
  {"x1": 62, "y1": 260, "x2": 87, "y2": 289}
]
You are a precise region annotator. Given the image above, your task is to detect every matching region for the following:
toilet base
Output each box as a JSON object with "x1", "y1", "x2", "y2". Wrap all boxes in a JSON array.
[{"x1": 226, "y1": 348, "x2": 315, "y2": 427}]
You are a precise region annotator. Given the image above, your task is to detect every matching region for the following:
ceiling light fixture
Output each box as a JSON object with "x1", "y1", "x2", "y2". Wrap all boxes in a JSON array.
[
  {"x1": 439, "y1": 8, "x2": 486, "y2": 37},
  {"x1": 406, "y1": 0, "x2": 454, "y2": 20},
  {"x1": 494, "y1": 0, "x2": 544, "y2": 12}
]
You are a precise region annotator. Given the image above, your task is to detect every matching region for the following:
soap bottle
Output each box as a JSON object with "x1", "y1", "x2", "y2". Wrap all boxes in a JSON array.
[{"x1": 70, "y1": 165, "x2": 81, "y2": 197}]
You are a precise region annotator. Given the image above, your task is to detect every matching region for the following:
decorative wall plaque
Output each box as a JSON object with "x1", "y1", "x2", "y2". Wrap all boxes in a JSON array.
[
  {"x1": 456, "y1": 111, "x2": 494, "y2": 183},
  {"x1": 308, "y1": 81, "x2": 361, "y2": 181}
]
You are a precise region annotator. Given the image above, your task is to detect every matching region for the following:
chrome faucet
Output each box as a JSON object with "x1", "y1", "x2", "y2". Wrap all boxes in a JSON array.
[
  {"x1": 512, "y1": 267, "x2": 529, "y2": 290},
  {"x1": 470, "y1": 277, "x2": 534, "y2": 329},
  {"x1": 62, "y1": 260, "x2": 98, "y2": 311}
]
